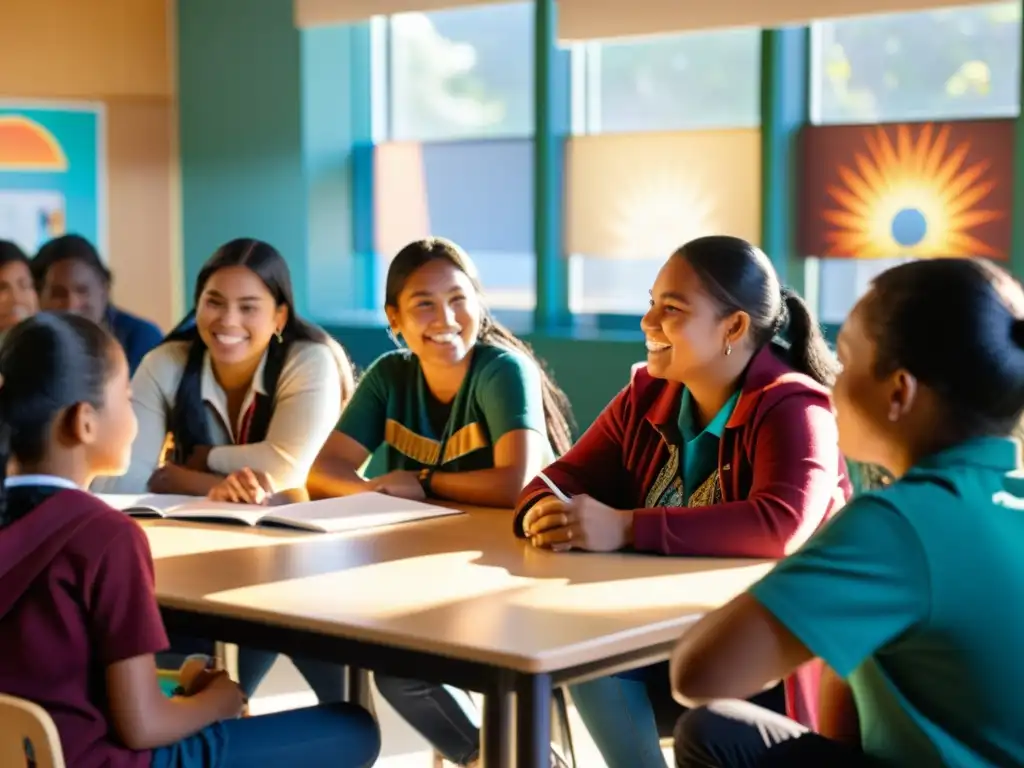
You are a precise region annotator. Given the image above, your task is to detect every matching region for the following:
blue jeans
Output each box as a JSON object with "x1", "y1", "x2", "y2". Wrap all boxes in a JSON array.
[
  {"x1": 569, "y1": 663, "x2": 787, "y2": 768},
  {"x1": 151, "y1": 703, "x2": 380, "y2": 768},
  {"x1": 375, "y1": 675, "x2": 480, "y2": 765},
  {"x1": 159, "y1": 633, "x2": 345, "y2": 702}
]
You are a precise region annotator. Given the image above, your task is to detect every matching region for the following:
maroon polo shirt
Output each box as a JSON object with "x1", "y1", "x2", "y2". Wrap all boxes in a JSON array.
[{"x1": 0, "y1": 489, "x2": 169, "y2": 767}]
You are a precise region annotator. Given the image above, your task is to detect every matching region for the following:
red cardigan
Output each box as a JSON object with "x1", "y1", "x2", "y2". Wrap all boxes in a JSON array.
[{"x1": 513, "y1": 345, "x2": 851, "y2": 729}]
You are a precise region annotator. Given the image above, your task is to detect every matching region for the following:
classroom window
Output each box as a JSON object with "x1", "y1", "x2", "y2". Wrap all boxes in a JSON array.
[
  {"x1": 568, "y1": 29, "x2": 762, "y2": 315},
  {"x1": 385, "y1": 2, "x2": 534, "y2": 141},
  {"x1": 575, "y1": 27, "x2": 762, "y2": 135},
  {"x1": 810, "y1": 2, "x2": 1022, "y2": 125}
]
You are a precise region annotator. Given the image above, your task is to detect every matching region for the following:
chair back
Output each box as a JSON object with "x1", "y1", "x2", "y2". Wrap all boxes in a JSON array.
[{"x1": 0, "y1": 694, "x2": 65, "y2": 768}]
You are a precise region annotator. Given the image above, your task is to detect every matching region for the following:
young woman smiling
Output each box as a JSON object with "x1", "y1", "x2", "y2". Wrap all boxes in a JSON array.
[
  {"x1": 96, "y1": 238, "x2": 354, "y2": 498},
  {"x1": 309, "y1": 236, "x2": 574, "y2": 768},
  {"x1": 514, "y1": 235, "x2": 851, "y2": 767},
  {"x1": 94, "y1": 237, "x2": 356, "y2": 706},
  {"x1": 0, "y1": 240, "x2": 38, "y2": 341},
  {"x1": 670, "y1": 258, "x2": 1024, "y2": 767}
]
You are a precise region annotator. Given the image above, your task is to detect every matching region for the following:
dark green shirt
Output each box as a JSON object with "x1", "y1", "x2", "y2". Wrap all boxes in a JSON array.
[{"x1": 338, "y1": 344, "x2": 548, "y2": 472}]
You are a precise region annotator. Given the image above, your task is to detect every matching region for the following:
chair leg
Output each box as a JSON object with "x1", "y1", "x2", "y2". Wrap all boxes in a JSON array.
[{"x1": 552, "y1": 688, "x2": 577, "y2": 768}]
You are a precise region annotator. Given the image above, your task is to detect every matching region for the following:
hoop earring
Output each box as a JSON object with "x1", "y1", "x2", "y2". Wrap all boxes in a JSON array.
[{"x1": 724, "y1": 341, "x2": 732, "y2": 357}]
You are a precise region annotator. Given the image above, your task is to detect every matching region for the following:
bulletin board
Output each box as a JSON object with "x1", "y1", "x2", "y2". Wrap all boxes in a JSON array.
[{"x1": 0, "y1": 101, "x2": 105, "y2": 257}]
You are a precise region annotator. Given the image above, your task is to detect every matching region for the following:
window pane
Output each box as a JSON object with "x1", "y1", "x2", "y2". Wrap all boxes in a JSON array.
[
  {"x1": 592, "y1": 28, "x2": 761, "y2": 133},
  {"x1": 388, "y1": 2, "x2": 534, "y2": 141},
  {"x1": 811, "y1": 3, "x2": 1022, "y2": 125}
]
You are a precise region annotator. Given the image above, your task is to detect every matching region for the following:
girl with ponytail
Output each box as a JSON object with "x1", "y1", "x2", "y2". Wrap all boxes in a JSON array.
[
  {"x1": 0, "y1": 314, "x2": 379, "y2": 768},
  {"x1": 308, "y1": 236, "x2": 575, "y2": 768},
  {"x1": 96, "y1": 238, "x2": 354, "y2": 498},
  {"x1": 516, "y1": 235, "x2": 850, "y2": 767}
]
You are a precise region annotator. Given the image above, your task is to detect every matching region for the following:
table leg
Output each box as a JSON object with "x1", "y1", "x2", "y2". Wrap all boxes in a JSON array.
[
  {"x1": 480, "y1": 679, "x2": 513, "y2": 768},
  {"x1": 516, "y1": 673, "x2": 552, "y2": 768},
  {"x1": 345, "y1": 666, "x2": 373, "y2": 712}
]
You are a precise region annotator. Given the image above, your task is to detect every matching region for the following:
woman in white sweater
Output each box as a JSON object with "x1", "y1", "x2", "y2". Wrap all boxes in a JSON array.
[
  {"x1": 96, "y1": 237, "x2": 355, "y2": 703},
  {"x1": 97, "y1": 237, "x2": 354, "y2": 496}
]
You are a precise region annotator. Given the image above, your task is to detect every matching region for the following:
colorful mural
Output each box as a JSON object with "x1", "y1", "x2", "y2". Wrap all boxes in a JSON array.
[
  {"x1": 0, "y1": 103, "x2": 102, "y2": 255},
  {"x1": 799, "y1": 120, "x2": 1014, "y2": 260}
]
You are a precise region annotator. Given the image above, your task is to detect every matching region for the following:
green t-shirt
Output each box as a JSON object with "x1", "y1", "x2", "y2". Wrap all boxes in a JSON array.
[
  {"x1": 647, "y1": 388, "x2": 738, "y2": 508},
  {"x1": 751, "y1": 437, "x2": 1024, "y2": 767},
  {"x1": 337, "y1": 343, "x2": 548, "y2": 473}
]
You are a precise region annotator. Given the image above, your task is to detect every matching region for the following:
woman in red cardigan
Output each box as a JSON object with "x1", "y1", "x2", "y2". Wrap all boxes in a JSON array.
[{"x1": 516, "y1": 235, "x2": 850, "y2": 768}]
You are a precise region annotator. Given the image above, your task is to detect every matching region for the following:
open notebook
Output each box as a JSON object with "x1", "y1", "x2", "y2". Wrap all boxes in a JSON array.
[{"x1": 96, "y1": 492, "x2": 463, "y2": 533}]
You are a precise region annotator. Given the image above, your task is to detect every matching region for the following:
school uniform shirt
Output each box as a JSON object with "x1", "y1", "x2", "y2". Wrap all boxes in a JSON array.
[
  {"x1": 514, "y1": 344, "x2": 851, "y2": 730},
  {"x1": 96, "y1": 339, "x2": 343, "y2": 494},
  {"x1": 751, "y1": 437, "x2": 1024, "y2": 767},
  {"x1": 107, "y1": 305, "x2": 164, "y2": 376},
  {"x1": 338, "y1": 344, "x2": 548, "y2": 473},
  {"x1": 0, "y1": 478, "x2": 171, "y2": 768}
]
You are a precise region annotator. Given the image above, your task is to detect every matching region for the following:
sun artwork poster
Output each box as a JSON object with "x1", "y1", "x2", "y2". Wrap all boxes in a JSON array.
[
  {"x1": 0, "y1": 104, "x2": 102, "y2": 255},
  {"x1": 798, "y1": 120, "x2": 1014, "y2": 260}
]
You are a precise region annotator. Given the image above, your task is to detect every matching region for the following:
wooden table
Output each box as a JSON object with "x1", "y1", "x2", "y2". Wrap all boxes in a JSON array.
[{"x1": 144, "y1": 507, "x2": 772, "y2": 767}]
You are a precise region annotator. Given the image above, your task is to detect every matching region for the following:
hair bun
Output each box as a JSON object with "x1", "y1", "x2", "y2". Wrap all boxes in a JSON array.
[{"x1": 1012, "y1": 318, "x2": 1024, "y2": 349}]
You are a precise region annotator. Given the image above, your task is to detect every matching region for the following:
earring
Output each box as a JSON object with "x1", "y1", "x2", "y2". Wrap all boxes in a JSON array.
[
  {"x1": 724, "y1": 341, "x2": 732, "y2": 357},
  {"x1": 275, "y1": 329, "x2": 283, "y2": 343}
]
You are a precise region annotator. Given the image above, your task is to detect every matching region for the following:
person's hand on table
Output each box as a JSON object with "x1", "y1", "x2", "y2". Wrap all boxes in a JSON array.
[
  {"x1": 525, "y1": 494, "x2": 632, "y2": 553},
  {"x1": 209, "y1": 468, "x2": 275, "y2": 504},
  {"x1": 369, "y1": 470, "x2": 426, "y2": 501},
  {"x1": 148, "y1": 463, "x2": 192, "y2": 494}
]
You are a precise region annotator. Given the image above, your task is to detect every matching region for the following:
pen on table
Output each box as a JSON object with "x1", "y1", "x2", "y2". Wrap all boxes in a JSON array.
[{"x1": 537, "y1": 471, "x2": 571, "y2": 504}]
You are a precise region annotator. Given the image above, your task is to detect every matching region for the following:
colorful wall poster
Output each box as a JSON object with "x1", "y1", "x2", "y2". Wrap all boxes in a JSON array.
[
  {"x1": 799, "y1": 120, "x2": 1013, "y2": 260},
  {"x1": 0, "y1": 102, "x2": 104, "y2": 256}
]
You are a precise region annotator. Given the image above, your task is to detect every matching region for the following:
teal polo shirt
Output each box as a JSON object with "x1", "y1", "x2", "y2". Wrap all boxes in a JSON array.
[
  {"x1": 649, "y1": 388, "x2": 739, "y2": 507},
  {"x1": 337, "y1": 344, "x2": 547, "y2": 472},
  {"x1": 751, "y1": 437, "x2": 1024, "y2": 767}
]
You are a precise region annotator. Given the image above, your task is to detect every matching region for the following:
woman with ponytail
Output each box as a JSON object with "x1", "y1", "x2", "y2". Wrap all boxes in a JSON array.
[
  {"x1": 516, "y1": 236, "x2": 851, "y2": 767},
  {"x1": 97, "y1": 238, "x2": 354, "y2": 497},
  {"x1": 0, "y1": 314, "x2": 379, "y2": 768},
  {"x1": 308, "y1": 237, "x2": 574, "y2": 767}
]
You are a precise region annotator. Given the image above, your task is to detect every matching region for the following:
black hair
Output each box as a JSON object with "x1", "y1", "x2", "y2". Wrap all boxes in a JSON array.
[
  {"x1": 0, "y1": 313, "x2": 118, "y2": 525},
  {"x1": 861, "y1": 258, "x2": 1024, "y2": 438},
  {"x1": 386, "y1": 237, "x2": 576, "y2": 455},
  {"x1": 675, "y1": 235, "x2": 840, "y2": 387},
  {"x1": 0, "y1": 240, "x2": 30, "y2": 271},
  {"x1": 32, "y1": 234, "x2": 112, "y2": 289},
  {"x1": 163, "y1": 238, "x2": 355, "y2": 463}
]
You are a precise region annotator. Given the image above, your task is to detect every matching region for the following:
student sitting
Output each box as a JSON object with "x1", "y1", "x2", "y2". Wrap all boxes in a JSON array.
[
  {"x1": 0, "y1": 313, "x2": 380, "y2": 768},
  {"x1": 670, "y1": 258, "x2": 1024, "y2": 767},
  {"x1": 308, "y1": 236, "x2": 574, "y2": 767},
  {"x1": 0, "y1": 240, "x2": 38, "y2": 343},
  {"x1": 516, "y1": 236, "x2": 850, "y2": 768},
  {"x1": 33, "y1": 234, "x2": 163, "y2": 374},
  {"x1": 94, "y1": 237, "x2": 356, "y2": 704}
]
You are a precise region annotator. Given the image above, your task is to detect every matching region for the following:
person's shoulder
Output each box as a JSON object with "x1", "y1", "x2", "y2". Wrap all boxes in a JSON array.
[
  {"x1": 474, "y1": 344, "x2": 538, "y2": 381},
  {"x1": 134, "y1": 341, "x2": 189, "y2": 384},
  {"x1": 625, "y1": 363, "x2": 677, "y2": 413},
  {"x1": 284, "y1": 338, "x2": 339, "y2": 371},
  {"x1": 362, "y1": 348, "x2": 418, "y2": 380},
  {"x1": 110, "y1": 306, "x2": 163, "y2": 340},
  {"x1": 59, "y1": 492, "x2": 149, "y2": 551}
]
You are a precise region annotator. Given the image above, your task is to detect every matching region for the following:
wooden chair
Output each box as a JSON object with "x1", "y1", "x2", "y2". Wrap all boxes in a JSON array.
[{"x1": 0, "y1": 694, "x2": 65, "y2": 768}]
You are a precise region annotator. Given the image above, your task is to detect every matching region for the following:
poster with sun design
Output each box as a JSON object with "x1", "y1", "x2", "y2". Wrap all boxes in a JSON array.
[
  {"x1": 0, "y1": 103, "x2": 103, "y2": 255},
  {"x1": 799, "y1": 120, "x2": 1014, "y2": 260}
]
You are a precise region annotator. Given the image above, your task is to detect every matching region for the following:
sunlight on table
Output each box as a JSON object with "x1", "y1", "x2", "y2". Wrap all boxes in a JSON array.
[
  {"x1": 143, "y1": 523, "x2": 316, "y2": 559},
  {"x1": 203, "y1": 551, "x2": 563, "y2": 620}
]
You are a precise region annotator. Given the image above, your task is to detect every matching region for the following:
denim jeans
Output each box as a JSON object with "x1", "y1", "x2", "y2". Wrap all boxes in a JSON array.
[
  {"x1": 158, "y1": 633, "x2": 345, "y2": 703},
  {"x1": 375, "y1": 675, "x2": 480, "y2": 765},
  {"x1": 569, "y1": 662, "x2": 787, "y2": 768},
  {"x1": 151, "y1": 703, "x2": 380, "y2": 768},
  {"x1": 674, "y1": 700, "x2": 876, "y2": 767}
]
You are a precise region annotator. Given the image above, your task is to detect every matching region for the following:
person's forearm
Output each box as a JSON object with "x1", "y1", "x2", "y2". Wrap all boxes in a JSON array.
[
  {"x1": 121, "y1": 692, "x2": 231, "y2": 750},
  {"x1": 306, "y1": 460, "x2": 372, "y2": 500},
  {"x1": 429, "y1": 467, "x2": 525, "y2": 508},
  {"x1": 149, "y1": 467, "x2": 221, "y2": 496}
]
